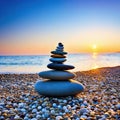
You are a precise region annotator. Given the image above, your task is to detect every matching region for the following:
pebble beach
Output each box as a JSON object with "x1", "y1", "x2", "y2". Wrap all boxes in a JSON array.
[{"x1": 0, "y1": 66, "x2": 120, "y2": 120}]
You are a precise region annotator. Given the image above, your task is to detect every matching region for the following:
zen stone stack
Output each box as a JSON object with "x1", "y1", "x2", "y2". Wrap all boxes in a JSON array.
[{"x1": 34, "y1": 43, "x2": 84, "y2": 97}]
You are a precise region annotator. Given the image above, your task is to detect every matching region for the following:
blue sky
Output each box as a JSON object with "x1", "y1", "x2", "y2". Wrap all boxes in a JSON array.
[{"x1": 0, "y1": 0, "x2": 120, "y2": 55}]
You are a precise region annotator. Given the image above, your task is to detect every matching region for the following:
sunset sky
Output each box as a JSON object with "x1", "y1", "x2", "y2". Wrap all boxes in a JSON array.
[{"x1": 0, "y1": 0, "x2": 120, "y2": 55}]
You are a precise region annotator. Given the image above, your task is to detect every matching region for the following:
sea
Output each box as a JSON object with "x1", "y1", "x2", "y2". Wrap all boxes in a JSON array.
[{"x1": 0, "y1": 53, "x2": 120, "y2": 73}]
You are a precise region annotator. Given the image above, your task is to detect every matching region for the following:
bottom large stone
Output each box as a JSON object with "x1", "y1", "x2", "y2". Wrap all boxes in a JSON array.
[{"x1": 34, "y1": 80, "x2": 84, "y2": 97}]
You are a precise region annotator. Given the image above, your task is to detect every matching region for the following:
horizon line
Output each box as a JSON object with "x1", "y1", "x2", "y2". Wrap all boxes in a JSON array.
[{"x1": 0, "y1": 51, "x2": 119, "y2": 56}]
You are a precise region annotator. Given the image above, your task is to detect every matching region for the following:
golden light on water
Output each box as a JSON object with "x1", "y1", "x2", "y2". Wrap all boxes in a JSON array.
[
  {"x1": 91, "y1": 45, "x2": 99, "y2": 69},
  {"x1": 92, "y1": 52, "x2": 98, "y2": 59},
  {"x1": 92, "y1": 53, "x2": 99, "y2": 69}
]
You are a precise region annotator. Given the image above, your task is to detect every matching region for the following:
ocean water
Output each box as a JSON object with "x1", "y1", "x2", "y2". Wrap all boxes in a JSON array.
[{"x1": 0, "y1": 53, "x2": 120, "y2": 73}]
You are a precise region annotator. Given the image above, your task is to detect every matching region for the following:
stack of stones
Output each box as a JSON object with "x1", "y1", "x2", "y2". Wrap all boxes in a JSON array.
[{"x1": 34, "y1": 43, "x2": 84, "y2": 97}]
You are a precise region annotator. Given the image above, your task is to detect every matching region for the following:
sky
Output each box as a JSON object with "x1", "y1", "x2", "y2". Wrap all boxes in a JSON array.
[{"x1": 0, "y1": 0, "x2": 120, "y2": 55}]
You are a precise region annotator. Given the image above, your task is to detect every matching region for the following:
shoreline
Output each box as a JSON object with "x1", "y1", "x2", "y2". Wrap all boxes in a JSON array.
[
  {"x1": 0, "y1": 66, "x2": 120, "y2": 119},
  {"x1": 0, "y1": 65, "x2": 120, "y2": 74}
]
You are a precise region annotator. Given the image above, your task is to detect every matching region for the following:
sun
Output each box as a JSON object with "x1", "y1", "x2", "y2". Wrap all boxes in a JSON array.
[{"x1": 92, "y1": 44, "x2": 97, "y2": 50}]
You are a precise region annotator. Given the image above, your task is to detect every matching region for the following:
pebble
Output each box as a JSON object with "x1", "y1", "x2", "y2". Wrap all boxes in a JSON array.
[
  {"x1": 32, "y1": 109, "x2": 37, "y2": 113},
  {"x1": 31, "y1": 118, "x2": 37, "y2": 120},
  {"x1": 116, "y1": 104, "x2": 120, "y2": 110},
  {"x1": 14, "y1": 115, "x2": 20, "y2": 119},
  {"x1": 37, "y1": 106, "x2": 42, "y2": 110},
  {"x1": 79, "y1": 108, "x2": 89, "y2": 115},
  {"x1": 63, "y1": 106, "x2": 67, "y2": 110},
  {"x1": 56, "y1": 116, "x2": 63, "y2": 120},
  {"x1": 24, "y1": 116, "x2": 29, "y2": 120},
  {"x1": 0, "y1": 116, "x2": 4, "y2": 120},
  {"x1": 83, "y1": 100, "x2": 88, "y2": 106},
  {"x1": 18, "y1": 103, "x2": 25, "y2": 108},
  {"x1": 42, "y1": 113, "x2": 49, "y2": 118},
  {"x1": 53, "y1": 103, "x2": 57, "y2": 108},
  {"x1": 21, "y1": 108, "x2": 26, "y2": 113},
  {"x1": 80, "y1": 115, "x2": 88, "y2": 119},
  {"x1": 51, "y1": 110, "x2": 55, "y2": 115},
  {"x1": 31, "y1": 105, "x2": 36, "y2": 109},
  {"x1": 58, "y1": 105, "x2": 62, "y2": 109},
  {"x1": 79, "y1": 98, "x2": 83, "y2": 103},
  {"x1": 0, "y1": 66, "x2": 120, "y2": 119},
  {"x1": 63, "y1": 100, "x2": 67, "y2": 103},
  {"x1": 36, "y1": 114, "x2": 41, "y2": 119}
]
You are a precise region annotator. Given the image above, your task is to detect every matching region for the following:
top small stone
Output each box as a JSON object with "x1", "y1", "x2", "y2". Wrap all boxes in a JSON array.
[
  {"x1": 58, "y1": 42, "x2": 63, "y2": 47},
  {"x1": 51, "y1": 43, "x2": 67, "y2": 55}
]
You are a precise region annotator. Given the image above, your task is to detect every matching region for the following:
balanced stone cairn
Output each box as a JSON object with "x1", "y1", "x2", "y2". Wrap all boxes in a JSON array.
[{"x1": 34, "y1": 43, "x2": 84, "y2": 97}]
